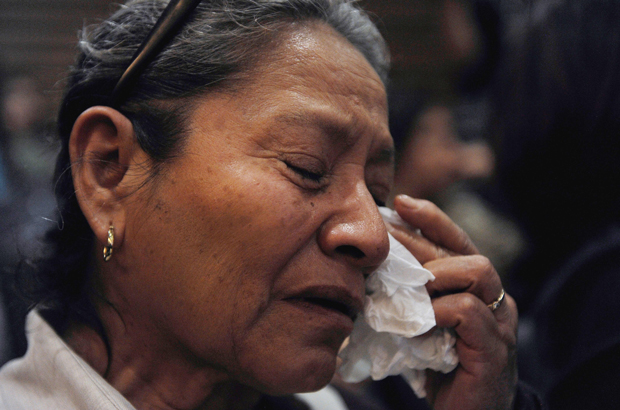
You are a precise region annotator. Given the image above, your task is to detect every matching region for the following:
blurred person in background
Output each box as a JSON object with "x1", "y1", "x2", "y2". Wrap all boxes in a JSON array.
[
  {"x1": 389, "y1": 96, "x2": 495, "y2": 202},
  {"x1": 0, "y1": 64, "x2": 14, "y2": 367},
  {"x1": 0, "y1": 71, "x2": 57, "y2": 365},
  {"x1": 490, "y1": 0, "x2": 620, "y2": 408},
  {"x1": 388, "y1": 89, "x2": 524, "y2": 279},
  {"x1": 385, "y1": 0, "x2": 525, "y2": 279},
  {"x1": 1, "y1": 74, "x2": 55, "y2": 187}
]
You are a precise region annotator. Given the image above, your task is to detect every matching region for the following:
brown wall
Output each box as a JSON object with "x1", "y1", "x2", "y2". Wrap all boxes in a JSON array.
[
  {"x1": 0, "y1": 0, "x2": 116, "y2": 116},
  {"x1": 365, "y1": 0, "x2": 477, "y2": 92},
  {"x1": 0, "y1": 0, "x2": 473, "y2": 118}
]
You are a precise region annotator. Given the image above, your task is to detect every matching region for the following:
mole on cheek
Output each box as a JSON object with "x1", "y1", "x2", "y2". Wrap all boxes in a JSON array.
[{"x1": 153, "y1": 200, "x2": 169, "y2": 215}]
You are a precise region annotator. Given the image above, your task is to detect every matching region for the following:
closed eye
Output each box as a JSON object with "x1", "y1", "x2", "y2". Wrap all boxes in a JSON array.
[{"x1": 285, "y1": 162, "x2": 324, "y2": 183}]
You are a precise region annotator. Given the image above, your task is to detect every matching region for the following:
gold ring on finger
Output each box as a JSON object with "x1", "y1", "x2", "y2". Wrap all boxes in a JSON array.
[{"x1": 487, "y1": 289, "x2": 505, "y2": 312}]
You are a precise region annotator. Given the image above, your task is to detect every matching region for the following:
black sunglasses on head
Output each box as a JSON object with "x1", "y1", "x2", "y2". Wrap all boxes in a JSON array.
[{"x1": 111, "y1": 0, "x2": 203, "y2": 106}]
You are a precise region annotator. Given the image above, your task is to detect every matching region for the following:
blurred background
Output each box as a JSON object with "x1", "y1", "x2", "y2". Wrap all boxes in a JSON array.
[{"x1": 0, "y1": 0, "x2": 529, "y2": 116}]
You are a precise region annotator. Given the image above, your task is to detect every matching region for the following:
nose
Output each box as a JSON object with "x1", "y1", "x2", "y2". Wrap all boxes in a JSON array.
[{"x1": 318, "y1": 180, "x2": 390, "y2": 270}]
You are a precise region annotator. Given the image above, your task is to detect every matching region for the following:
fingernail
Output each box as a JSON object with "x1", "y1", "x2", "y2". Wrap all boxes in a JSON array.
[{"x1": 396, "y1": 194, "x2": 418, "y2": 208}]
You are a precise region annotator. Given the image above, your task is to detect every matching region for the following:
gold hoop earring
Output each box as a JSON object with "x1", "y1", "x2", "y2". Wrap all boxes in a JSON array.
[{"x1": 103, "y1": 225, "x2": 114, "y2": 262}]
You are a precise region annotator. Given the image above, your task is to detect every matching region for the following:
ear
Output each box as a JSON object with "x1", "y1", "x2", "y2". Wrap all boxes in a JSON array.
[{"x1": 69, "y1": 106, "x2": 142, "y2": 256}]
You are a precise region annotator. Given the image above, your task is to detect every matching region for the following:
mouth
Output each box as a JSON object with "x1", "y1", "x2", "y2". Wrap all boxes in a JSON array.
[
  {"x1": 296, "y1": 297, "x2": 358, "y2": 321},
  {"x1": 284, "y1": 287, "x2": 363, "y2": 322}
]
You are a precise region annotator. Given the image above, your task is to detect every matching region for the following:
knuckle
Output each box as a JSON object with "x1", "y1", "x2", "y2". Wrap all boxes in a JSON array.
[
  {"x1": 505, "y1": 294, "x2": 518, "y2": 313},
  {"x1": 506, "y1": 330, "x2": 518, "y2": 349},
  {"x1": 433, "y1": 243, "x2": 451, "y2": 260},
  {"x1": 469, "y1": 254, "x2": 492, "y2": 270},
  {"x1": 457, "y1": 293, "x2": 481, "y2": 315},
  {"x1": 468, "y1": 254, "x2": 497, "y2": 282},
  {"x1": 505, "y1": 295, "x2": 519, "y2": 330}
]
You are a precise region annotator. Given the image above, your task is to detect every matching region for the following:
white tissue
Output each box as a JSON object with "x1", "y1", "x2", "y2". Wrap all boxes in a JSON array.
[{"x1": 337, "y1": 207, "x2": 458, "y2": 398}]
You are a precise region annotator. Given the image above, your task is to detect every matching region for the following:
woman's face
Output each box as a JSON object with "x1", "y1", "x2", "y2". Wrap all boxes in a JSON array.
[{"x1": 114, "y1": 22, "x2": 393, "y2": 394}]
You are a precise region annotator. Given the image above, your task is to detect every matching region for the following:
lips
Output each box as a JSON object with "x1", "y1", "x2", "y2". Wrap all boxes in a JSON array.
[{"x1": 284, "y1": 286, "x2": 364, "y2": 322}]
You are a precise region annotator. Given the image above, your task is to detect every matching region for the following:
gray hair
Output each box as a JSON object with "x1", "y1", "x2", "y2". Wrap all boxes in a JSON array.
[{"x1": 59, "y1": 0, "x2": 390, "y2": 158}]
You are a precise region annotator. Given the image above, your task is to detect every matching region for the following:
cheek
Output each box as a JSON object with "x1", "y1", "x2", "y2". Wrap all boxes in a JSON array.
[
  {"x1": 128, "y1": 161, "x2": 319, "y2": 341},
  {"x1": 200, "y1": 177, "x2": 316, "y2": 271},
  {"x1": 122, "y1": 152, "x2": 337, "y2": 393},
  {"x1": 164, "y1": 161, "x2": 314, "y2": 261}
]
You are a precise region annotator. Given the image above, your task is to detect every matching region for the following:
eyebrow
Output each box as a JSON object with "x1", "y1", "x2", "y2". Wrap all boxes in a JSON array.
[
  {"x1": 274, "y1": 110, "x2": 355, "y2": 146},
  {"x1": 273, "y1": 109, "x2": 395, "y2": 163},
  {"x1": 276, "y1": 110, "x2": 394, "y2": 143}
]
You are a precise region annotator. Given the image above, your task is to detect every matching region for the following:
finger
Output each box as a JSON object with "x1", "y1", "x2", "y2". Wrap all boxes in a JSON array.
[
  {"x1": 429, "y1": 293, "x2": 519, "y2": 410},
  {"x1": 387, "y1": 222, "x2": 454, "y2": 264},
  {"x1": 495, "y1": 292, "x2": 519, "y2": 332},
  {"x1": 424, "y1": 255, "x2": 504, "y2": 308},
  {"x1": 432, "y1": 293, "x2": 517, "y2": 380},
  {"x1": 432, "y1": 293, "x2": 499, "y2": 352},
  {"x1": 393, "y1": 195, "x2": 478, "y2": 256},
  {"x1": 433, "y1": 292, "x2": 518, "y2": 345}
]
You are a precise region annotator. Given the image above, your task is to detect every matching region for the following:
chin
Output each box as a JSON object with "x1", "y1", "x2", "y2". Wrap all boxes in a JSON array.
[{"x1": 248, "y1": 349, "x2": 338, "y2": 396}]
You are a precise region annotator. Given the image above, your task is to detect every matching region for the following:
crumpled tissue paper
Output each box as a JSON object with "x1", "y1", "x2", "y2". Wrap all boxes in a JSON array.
[{"x1": 337, "y1": 207, "x2": 458, "y2": 398}]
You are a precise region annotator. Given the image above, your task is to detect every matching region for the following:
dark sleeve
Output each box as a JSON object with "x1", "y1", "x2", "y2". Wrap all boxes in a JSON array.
[
  {"x1": 256, "y1": 380, "x2": 544, "y2": 410},
  {"x1": 253, "y1": 395, "x2": 310, "y2": 410},
  {"x1": 336, "y1": 378, "x2": 544, "y2": 410},
  {"x1": 331, "y1": 383, "x2": 389, "y2": 410},
  {"x1": 546, "y1": 343, "x2": 620, "y2": 410},
  {"x1": 513, "y1": 381, "x2": 546, "y2": 410},
  {"x1": 332, "y1": 376, "x2": 430, "y2": 410}
]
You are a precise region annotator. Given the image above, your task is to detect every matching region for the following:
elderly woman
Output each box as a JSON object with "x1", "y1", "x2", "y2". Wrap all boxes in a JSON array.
[{"x1": 0, "y1": 1, "x2": 530, "y2": 409}]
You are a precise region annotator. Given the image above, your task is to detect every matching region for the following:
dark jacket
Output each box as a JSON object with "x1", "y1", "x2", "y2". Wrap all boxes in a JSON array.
[{"x1": 518, "y1": 225, "x2": 620, "y2": 410}]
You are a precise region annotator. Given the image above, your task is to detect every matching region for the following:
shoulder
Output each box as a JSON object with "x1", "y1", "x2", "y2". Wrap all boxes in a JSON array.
[
  {"x1": 0, "y1": 355, "x2": 57, "y2": 409},
  {"x1": 0, "y1": 311, "x2": 135, "y2": 410}
]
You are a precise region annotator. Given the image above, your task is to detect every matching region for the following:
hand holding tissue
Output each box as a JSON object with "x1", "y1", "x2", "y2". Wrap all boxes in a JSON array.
[{"x1": 338, "y1": 207, "x2": 458, "y2": 398}]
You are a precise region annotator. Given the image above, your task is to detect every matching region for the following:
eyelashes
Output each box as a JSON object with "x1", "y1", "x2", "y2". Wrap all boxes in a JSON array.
[
  {"x1": 283, "y1": 161, "x2": 388, "y2": 206},
  {"x1": 285, "y1": 162, "x2": 325, "y2": 183}
]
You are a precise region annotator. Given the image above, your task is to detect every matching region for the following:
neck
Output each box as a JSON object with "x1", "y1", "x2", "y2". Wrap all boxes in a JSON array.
[{"x1": 63, "y1": 305, "x2": 262, "y2": 410}]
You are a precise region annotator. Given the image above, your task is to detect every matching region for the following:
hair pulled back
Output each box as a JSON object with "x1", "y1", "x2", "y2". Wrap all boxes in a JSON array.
[{"x1": 19, "y1": 0, "x2": 390, "y2": 331}]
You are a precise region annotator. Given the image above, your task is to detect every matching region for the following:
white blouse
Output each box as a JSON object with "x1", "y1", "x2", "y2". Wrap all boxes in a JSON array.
[{"x1": 0, "y1": 311, "x2": 135, "y2": 410}]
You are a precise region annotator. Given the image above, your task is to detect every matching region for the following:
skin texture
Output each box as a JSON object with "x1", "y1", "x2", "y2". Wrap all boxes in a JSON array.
[{"x1": 67, "y1": 21, "x2": 518, "y2": 410}]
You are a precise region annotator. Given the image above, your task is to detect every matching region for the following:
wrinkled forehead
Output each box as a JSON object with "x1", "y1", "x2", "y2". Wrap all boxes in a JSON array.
[
  {"x1": 236, "y1": 21, "x2": 391, "y2": 139},
  {"x1": 274, "y1": 21, "x2": 387, "y2": 106}
]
